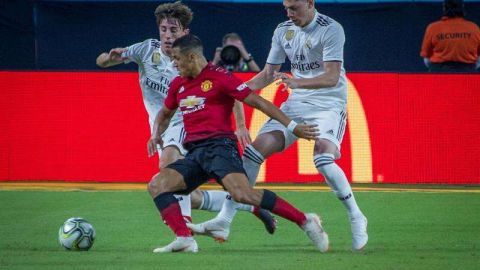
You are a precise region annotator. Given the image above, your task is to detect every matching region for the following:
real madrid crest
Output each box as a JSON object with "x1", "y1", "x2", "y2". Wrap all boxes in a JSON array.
[
  {"x1": 201, "y1": 80, "x2": 213, "y2": 92},
  {"x1": 285, "y1": 30, "x2": 295, "y2": 41},
  {"x1": 151, "y1": 51, "x2": 161, "y2": 65},
  {"x1": 305, "y1": 39, "x2": 312, "y2": 50}
]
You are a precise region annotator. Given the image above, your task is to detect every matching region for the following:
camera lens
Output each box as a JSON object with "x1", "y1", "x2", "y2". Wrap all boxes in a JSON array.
[{"x1": 220, "y1": 45, "x2": 242, "y2": 66}]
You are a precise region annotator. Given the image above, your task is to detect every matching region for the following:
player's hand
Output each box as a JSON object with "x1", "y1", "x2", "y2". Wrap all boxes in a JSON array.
[
  {"x1": 108, "y1": 48, "x2": 127, "y2": 62},
  {"x1": 147, "y1": 136, "x2": 163, "y2": 157},
  {"x1": 293, "y1": 124, "x2": 319, "y2": 141},
  {"x1": 274, "y1": 71, "x2": 299, "y2": 89},
  {"x1": 235, "y1": 126, "x2": 252, "y2": 149}
]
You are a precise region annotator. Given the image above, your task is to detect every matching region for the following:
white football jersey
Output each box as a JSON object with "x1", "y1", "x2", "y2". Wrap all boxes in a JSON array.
[
  {"x1": 267, "y1": 11, "x2": 347, "y2": 111},
  {"x1": 122, "y1": 39, "x2": 182, "y2": 132}
]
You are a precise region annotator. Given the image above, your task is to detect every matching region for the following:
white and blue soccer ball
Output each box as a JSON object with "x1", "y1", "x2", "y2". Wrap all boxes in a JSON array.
[{"x1": 58, "y1": 217, "x2": 96, "y2": 251}]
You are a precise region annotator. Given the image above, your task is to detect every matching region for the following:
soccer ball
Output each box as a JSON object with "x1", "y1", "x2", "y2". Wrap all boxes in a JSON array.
[{"x1": 58, "y1": 217, "x2": 96, "y2": 251}]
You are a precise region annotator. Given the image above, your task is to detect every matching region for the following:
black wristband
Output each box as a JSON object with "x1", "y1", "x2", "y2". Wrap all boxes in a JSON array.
[{"x1": 245, "y1": 54, "x2": 254, "y2": 63}]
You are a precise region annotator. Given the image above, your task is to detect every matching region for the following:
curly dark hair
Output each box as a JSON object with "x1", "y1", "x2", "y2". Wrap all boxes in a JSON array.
[{"x1": 154, "y1": 1, "x2": 193, "y2": 29}]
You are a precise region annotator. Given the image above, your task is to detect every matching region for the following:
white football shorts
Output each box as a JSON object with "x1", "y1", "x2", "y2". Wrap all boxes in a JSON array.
[
  {"x1": 158, "y1": 121, "x2": 188, "y2": 156},
  {"x1": 257, "y1": 100, "x2": 346, "y2": 159}
]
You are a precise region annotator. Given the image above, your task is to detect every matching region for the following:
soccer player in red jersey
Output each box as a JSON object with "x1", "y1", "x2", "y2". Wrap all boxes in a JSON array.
[
  {"x1": 191, "y1": 0, "x2": 367, "y2": 251},
  {"x1": 96, "y1": 1, "x2": 276, "y2": 232},
  {"x1": 146, "y1": 34, "x2": 329, "y2": 253}
]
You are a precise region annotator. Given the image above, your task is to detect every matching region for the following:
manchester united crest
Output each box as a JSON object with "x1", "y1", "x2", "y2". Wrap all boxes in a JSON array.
[
  {"x1": 285, "y1": 30, "x2": 295, "y2": 41},
  {"x1": 201, "y1": 80, "x2": 213, "y2": 92}
]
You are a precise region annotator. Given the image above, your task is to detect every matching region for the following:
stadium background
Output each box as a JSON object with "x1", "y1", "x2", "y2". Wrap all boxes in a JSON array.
[{"x1": 1, "y1": 0, "x2": 479, "y2": 184}]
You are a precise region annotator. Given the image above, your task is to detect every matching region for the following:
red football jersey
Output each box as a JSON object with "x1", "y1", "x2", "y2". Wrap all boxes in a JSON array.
[{"x1": 164, "y1": 63, "x2": 252, "y2": 144}]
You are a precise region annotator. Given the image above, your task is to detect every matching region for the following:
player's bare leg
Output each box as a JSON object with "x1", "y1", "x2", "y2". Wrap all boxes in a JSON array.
[
  {"x1": 190, "y1": 189, "x2": 204, "y2": 209},
  {"x1": 189, "y1": 131, "x2": 283, "y2": 240},
  {"x1": 241, "y1": 132, "x2": 284, "y2": 233},
  {"x1": 313, "y1": 139, "x2": 368, "y2": 251},
  {"x1": 148, "y1": 168, "x2": 198, "y2": 253},
  {"x1": 188, "y1": 173, "x2": 329, "y2": 252},
  {"x1": 191, "y1": 188, "x2": 276, "y2": 234}
]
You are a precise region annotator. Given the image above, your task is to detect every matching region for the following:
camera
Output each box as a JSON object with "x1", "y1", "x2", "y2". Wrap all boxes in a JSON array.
[{"x1": 220, "y1": 45, "x2": 242, "y2": 71}]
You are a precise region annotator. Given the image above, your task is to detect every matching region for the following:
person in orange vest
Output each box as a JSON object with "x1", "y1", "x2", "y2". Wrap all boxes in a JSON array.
[{"x1": 420, "y1": 0, "x2": 480, "y2": 72}]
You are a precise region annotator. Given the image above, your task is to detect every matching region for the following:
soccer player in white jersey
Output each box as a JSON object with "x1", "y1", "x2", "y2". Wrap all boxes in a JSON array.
[
  {"x1": 95, "y1": 1, "x2": 276, "y2": 232},
  {"x1": 188, "y1": 0, "x2": 368, "y2": 251}
]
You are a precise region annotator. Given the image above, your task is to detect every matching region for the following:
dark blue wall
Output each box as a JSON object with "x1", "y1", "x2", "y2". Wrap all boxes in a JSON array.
[
  {"x1": 1, "y1": 1, "x2": 479, "y2": 71},
  {"x1": 0, "y1": 0, "x2": 35, "y2": 69}
]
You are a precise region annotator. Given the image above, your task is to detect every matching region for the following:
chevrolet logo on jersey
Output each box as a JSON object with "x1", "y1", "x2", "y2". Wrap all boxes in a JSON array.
[
  {"x1": 201, "y1": 80, "x2": 213, "y2": 92},
  {"x1": 285, "y1": 30, "x2": 295, "y2": 41},
  {"x1": 180, "y1": 96, "x2": 206, "y2": 109}
]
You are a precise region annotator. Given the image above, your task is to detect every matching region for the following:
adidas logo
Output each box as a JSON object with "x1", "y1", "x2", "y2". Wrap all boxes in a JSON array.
[
  {"x1": 168, "y1": 138, "x2": 175, "y2": 143},
  {"x1": 285, "y1": 43, "x2": 292, "y2": 49},
  {"x1": 326, "y1": 130, "x2": 334, "y2": 135}
]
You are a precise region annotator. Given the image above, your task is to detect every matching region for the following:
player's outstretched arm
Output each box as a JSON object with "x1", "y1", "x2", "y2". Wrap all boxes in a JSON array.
[
  {"x1": 243, "y1": 93, "x2": 319, "y2": 141},
  {"x1": 96, "y1": 48, "x2": 127, "y2": 68},
  {"x1": 147, "y1": 106, "x2": 175, "y2": 157},
  {"x1": 233, "y1": 100, "x2": 251, "y2": 149},
  {"x1": 246, "y1": 63, "x2": 281, "y2": 90},
  {"x1": 274, "y1": 61, "x2": 341, "y2": 89}
]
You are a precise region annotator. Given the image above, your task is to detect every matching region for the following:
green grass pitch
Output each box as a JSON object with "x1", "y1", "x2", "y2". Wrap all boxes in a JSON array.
[{"x1": 0, "y1": 188, "x2": 479, "y2": 270}]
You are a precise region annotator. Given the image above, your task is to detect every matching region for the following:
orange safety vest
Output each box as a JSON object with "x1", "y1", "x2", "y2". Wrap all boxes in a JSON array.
[{"x1": 420, "y1": 16, "x2": 480, "y2": 64}]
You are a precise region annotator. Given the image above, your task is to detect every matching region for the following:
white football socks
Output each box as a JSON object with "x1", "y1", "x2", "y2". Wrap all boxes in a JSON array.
[
  {"x1": 242, "y1": 145, "x2": 264, "y2": 186},
  {"x1": 198, "y1": 190, "x2": 228, "y2": 212},
  {"x1": 199, "y1": 190, "x2": 253, "y2": 213},
  {"x1": 217, "y1": 195, "x2": 242, "y2": 223},
  {"x1": 214, "y1": 145, "x2": 265, "y2": 223},
  {"x1": 174, "y1": 194, "x2": 191, "y2": 219},
  {"x1": 315, "y1": 153, "x2": 363, "y2": 219}
]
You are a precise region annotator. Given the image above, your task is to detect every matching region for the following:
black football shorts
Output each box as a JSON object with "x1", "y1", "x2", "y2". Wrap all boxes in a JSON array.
[{"x1": 166, "y1": 137, "x2": 246, "y2": 194}]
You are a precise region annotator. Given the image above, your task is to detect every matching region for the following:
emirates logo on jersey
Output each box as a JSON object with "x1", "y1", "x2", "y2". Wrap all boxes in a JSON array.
[{"x1": 201, "y1": 80, "x2": 213, "y2": 92}]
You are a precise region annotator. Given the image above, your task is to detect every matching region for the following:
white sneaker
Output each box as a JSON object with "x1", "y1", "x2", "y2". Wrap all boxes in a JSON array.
[
  {"x1": 153, "y1": 237, "x2": 198, "y2": 253},
  {"x1": 302, "y1": 213, "x2": 329, "y2": 253},
  {"x1": 351, "y1": 215, "x2": 368, "y2": 251},
  {"x1": 186, "y1": 218, "x2": 230, "y2": 243}
]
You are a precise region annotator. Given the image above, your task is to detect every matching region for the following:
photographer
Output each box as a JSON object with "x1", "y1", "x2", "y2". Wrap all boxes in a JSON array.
[{"x1": 212, "y1": 33, "x2": 260, "y2": 72}]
